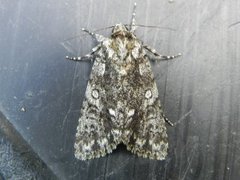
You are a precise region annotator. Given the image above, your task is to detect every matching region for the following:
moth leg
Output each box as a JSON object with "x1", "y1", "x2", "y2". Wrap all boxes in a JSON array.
[
  {"x1": 82, "y1": 28, "x2": 106, "y2": 42},
  {"x1": 66, "y1": 44, "x2": 101, "y2": 61},
  {"x1": 130, "y1": 2, "x2": 137, "y2": 33},
  {"x1": 144, "y1": 45, "x2": 181, "y2": 60},
  {"x1": 161, "y1": 112, "x2": 174, "y2": 126}
]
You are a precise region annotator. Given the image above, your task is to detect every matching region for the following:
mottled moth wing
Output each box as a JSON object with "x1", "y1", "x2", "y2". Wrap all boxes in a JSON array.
[
  {"x1": 123, "y1": 56, "x2": 168, "y2": 160},
  {"x1": 69, "y1": 2, "x2": 181, "y2": 160},
  {"x1": 74, "y1": 49, "x2": 120, "y2": 160}
]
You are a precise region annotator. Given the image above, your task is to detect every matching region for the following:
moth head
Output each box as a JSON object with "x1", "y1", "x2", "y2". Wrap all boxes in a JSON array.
[
  {"x1": 111, "y1": 23, "x2": 135, "y2": 39},
  {"x1": 112, "y1": 23, "x2": 128, "y2": 34}
]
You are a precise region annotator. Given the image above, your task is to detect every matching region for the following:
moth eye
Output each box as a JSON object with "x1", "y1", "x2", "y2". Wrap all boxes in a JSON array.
[
  {"x1": 91, "y1": 89, "x2": 99, "y2": 99},
  {"x1": 145, "y1": 89, "x2": 152, "y2": 99}
]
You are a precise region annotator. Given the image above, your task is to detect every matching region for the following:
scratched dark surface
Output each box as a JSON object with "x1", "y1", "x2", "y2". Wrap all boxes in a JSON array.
[{"x1": 0, "y1": 0, "x2": 240, "y2": 179}]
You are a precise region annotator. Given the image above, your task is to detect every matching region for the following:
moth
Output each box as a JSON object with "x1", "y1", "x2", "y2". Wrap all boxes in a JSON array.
[{"x1": 66, "y1": 3, "x2": 181, "y2": 160}]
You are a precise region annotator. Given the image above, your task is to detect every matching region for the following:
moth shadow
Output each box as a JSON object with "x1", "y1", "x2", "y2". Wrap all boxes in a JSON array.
[{"x1": 112, "y1": 143, "x2": 132, "y2": 156}]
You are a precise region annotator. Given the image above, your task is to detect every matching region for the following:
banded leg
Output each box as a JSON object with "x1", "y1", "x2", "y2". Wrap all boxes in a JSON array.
[
  {"x1": 162, "y1": 113, "x2": 174, "y2": 126},
  {"x1": 66, "y1": 44, "x2": 101, "y2": 61},
  {"x1": 144, "y1": 45, "x2": 181, "y2": 60},
  {"x1": 82, "y1": 28, "x2": 106, "y2": 42},
  {"x1": 130, "y1": 2, "x2": 137, "y2": 33}
]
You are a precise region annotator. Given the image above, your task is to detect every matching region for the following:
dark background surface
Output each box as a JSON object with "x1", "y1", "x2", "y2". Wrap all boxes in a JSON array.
[{"x1": 0, "y1": 0, "x2": 240, "y2": 179}]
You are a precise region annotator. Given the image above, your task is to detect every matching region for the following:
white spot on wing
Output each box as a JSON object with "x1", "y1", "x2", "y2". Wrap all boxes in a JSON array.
[
  {"x1": 108, "y1": 108, "x2": 116, "y2": 117},
  {"x1": 145, "y1": 90, "x2": 152, "y2": 99},
  {"x1": 91, "y1": 89, "x2": 99, "y2": 99}
]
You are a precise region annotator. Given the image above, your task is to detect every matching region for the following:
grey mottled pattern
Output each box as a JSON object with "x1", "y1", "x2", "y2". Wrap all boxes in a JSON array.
[
  {"x1": 68, "y1": 4, "x2": 180, "y2": 160},
  {"x1": 73, "y1": 24, "x2": 169, "y2": 160}
]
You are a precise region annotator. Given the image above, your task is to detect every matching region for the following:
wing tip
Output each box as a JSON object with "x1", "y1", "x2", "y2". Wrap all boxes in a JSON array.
[{"x1": 126, "y1": 145, "x2": 168, "y2": 160}]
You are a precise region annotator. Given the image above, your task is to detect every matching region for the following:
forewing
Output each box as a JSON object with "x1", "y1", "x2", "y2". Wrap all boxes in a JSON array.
[
  {"x1": 124, "y1": 56, "x2": 169, "y2": 160},
  {"x1": 74, "y1": 50, "x2": 120, "y2": 160}
]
